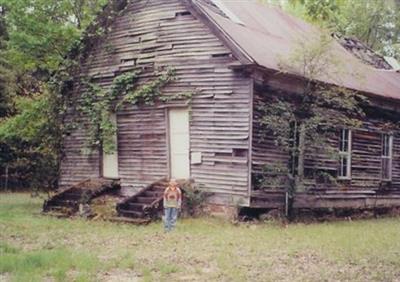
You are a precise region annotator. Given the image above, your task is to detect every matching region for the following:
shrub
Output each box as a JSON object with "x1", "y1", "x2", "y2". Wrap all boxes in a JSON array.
[{"x1": 179, "y1": 180, "x2": 209, "y2": 216}]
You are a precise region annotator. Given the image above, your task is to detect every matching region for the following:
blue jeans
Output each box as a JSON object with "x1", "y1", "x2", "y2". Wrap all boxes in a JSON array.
[{"x1": 164, "y1": 207, "x2": 178, "y2": 231}]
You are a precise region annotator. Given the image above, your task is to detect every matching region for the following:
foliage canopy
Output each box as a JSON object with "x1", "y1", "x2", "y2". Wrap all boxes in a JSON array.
[{"x1": 262, "y1": 0, "x2": 400, "y2": 59}]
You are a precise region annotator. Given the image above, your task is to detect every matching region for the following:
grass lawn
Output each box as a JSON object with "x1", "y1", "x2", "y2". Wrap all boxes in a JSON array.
[{"x1": 1, "y1": 193, "x2": 400, "y2": 282}]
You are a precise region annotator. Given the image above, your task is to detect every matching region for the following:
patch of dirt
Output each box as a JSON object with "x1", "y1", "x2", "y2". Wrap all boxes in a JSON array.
[
  {"x1": 388, "y1": 207, "x2": 400, "y2": 217},
  {"x1": 79, "y1": 179, "x2": 113, "y2": 190},
  {"x1": 178, "y1": 274, "x2": 202, "y2": 281},
  {"x1": 90, "y1": 194, "x2": 124, "y2": 220},
  {"x1": 98, "y1": 270, "x2": 139, "y2": 282},
  {"x1": 259, "y1": 209, "x2": 286, "y2": 222},
  {"x1": 0, "y1": 273, "x2": 11, "y2": 282}
]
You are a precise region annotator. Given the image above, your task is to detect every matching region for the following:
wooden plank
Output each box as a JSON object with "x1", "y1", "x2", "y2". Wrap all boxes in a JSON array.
[{"x1": 59, "y1": 0, "x2": 252, "y2": 202}]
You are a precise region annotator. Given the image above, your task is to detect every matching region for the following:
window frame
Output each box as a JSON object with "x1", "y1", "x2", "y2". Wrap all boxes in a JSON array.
[
  {"x1": 338, "y1": 129, "x2": 352, "y2": 180},
  {"x1": 381, "y1": 134, "x2": 393, "y2": 181}
]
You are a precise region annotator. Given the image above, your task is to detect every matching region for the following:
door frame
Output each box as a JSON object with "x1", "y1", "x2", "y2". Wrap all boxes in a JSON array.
[
  {"x1": 101, "y1": 113, "x2": 120, "y2": 179},
  {"x1": 165, "y1": 107, "x2": 191, "y2": 180}
]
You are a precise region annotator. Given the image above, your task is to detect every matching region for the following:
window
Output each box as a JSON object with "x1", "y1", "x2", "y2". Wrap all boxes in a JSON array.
[
  {"x1": 338, "y1": 129, "x2": 352, "y2": 179},
  {"x1": 381, "y1": 134, "x2": 393, "y2": 181}
]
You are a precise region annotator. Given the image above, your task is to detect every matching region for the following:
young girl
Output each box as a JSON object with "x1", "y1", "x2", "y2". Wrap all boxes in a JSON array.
[{"x1": 163, "y1": 179, "x2": 182, "y2": 232}]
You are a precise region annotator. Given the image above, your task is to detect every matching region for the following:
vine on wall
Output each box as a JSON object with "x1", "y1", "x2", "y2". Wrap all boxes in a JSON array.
[
  {"x1": 117, "y1": 68, "x2": 177, "y2": 108},
  {"x1": 77, "y1": 68, "x2": 193, "y2": 154}
]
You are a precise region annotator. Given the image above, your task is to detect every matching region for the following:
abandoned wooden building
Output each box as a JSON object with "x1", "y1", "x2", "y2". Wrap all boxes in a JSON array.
[{"x1": 48, "y1": 0, "x2": 400, "y2": 217}]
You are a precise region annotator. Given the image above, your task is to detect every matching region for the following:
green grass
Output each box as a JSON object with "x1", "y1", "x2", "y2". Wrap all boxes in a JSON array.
[
  {"x1": 0, "y1": 243, "x2": 97, "y2": 282},
  {"x1": 1, "y1": 193, "x2": 400, "y2": 281}
]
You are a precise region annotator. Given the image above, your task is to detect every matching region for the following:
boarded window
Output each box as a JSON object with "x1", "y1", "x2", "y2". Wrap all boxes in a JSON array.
[
  {"x1": 338, "y1": 129, "x2": 352, "y2": 179},
  {"x1": 381, "y1": 134, "x2": 393, "y2": 181}
]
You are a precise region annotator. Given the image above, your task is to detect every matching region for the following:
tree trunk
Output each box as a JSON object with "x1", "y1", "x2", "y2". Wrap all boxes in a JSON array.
[
  {"x1": 5, "y1": 164, "x2": 9, "y2": 191},
  {"x1": 297, "y1": 123, "x2": 306, "y2": 186},
  {"x1": 286, "y1": 123, "x2": 306, "y2": 220}
]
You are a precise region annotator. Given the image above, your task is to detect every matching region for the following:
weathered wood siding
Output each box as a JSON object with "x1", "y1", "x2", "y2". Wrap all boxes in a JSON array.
[
  {"x1": 59, "y1": 0, "x2": 252, "y2": 203},
  {"x1": 252, "y1": 88, "x2": 400, "y2": 192},
  {"x1": 118, "y1": 107, "x2": 168, "y2": 191},
  {"x1": 393, "y1": 131, "x2": 400, "y2": 187},
  {"x1": 59, "y1": 83, "x2": 102, "y2": 188},
  {"x1": 351, "y1": 127, "x2": 383, "y2": 189},
  {"x1": 59, "y1": 128, "x2": 101, "y2": 188},
  {"x1": 251, "y1": 89, "x2": 289, "y2": 190}
]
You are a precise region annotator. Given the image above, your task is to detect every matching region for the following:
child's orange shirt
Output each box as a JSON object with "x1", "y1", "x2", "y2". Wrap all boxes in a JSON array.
[{"x1": 163, "y1": 186, "x2": 182, "y2": 208}]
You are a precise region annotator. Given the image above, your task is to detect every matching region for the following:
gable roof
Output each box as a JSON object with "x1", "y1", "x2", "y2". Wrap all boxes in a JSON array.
[{"x1": 191, "y1": 0, "x2": 400, "y2": 101}]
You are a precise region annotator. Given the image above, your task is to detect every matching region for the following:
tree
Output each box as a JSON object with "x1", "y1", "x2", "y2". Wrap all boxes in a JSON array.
[
  {"x1": 0, "y1": 94, "x2": 59, "y2": 190},
  {"x1": 0, "y1": 7, "x2": 14, "y2": 118},
  {"x1": 68, "y1": 0, "x2": 109, "y2": 29},
  {"x1": 0, "y1": 0, "x2": 107, "y2": 190},
  {"x1": 257, "y1": 34, "x2": 366, "y2": 218},
  {"x1": 332, "y1": 0, "x2": 400, "y2": 59},
  {"x1": 0, "y1": 0, "x2": 108, "y2": 94}
]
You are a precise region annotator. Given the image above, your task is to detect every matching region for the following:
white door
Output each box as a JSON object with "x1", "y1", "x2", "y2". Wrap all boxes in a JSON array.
[
  {"x1": 103, "y1": 113, "x2": 119, "y2": 178},
  {"x1": 169, "y1": 109, "x2": 190, "y2": 179}
]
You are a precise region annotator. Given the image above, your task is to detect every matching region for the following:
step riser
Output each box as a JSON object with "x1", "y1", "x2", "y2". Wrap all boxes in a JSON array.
[
  {"x1": 128, "y1": 204, "x2": 145, "y2": 211},
  {"x1": 136, "y1": 197, "x2": 155, "y2": 204},
  {"x1": 119, "y1": 212, "x2": 141, "y2": 218},
  {"x1": 54, "y1": 196, "x2": 83, "y2": 202},
  {"x1": 118, "y1": 209, "x2": 143, "y2": 218},
  {"x1": 151, "y1": 186, "x2": 166, "y2": 190},
  {"x1": 47, "y1": 200, "x2": 79, "y2": 208},
  {"x1": 62, "y1": 194, "x2": 84, "y2": 200},
  {"x1": 43, "y1": 178, "x2": 121, "y2": 216},
  {"x1": 144, "y1": 192, "x2": 163, "y2": 198},
  {"x1": 115, "y1": 180, "x2": 170, "y2": 220}
]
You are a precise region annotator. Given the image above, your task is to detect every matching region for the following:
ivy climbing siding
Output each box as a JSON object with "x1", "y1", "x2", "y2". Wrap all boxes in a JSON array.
[{"x1": 59, "y1": 0, "x2": 252, "y2": 204}]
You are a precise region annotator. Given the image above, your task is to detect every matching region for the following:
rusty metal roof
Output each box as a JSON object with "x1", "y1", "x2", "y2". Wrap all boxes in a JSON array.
[
  {"x1": 333, "y1": 34, "x2": 393, "y2": 70},
  {"x1": 194, "y1": 0, "x2": 400, "y2": 101}
]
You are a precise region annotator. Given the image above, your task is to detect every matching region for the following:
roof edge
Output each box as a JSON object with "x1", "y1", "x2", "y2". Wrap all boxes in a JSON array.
[
  {"x1": 184, "y1": 0, "x2": 255, "y2": 65},
  {"x1": 238, "y1": 64, "x2": 400, "y2": 105}
]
